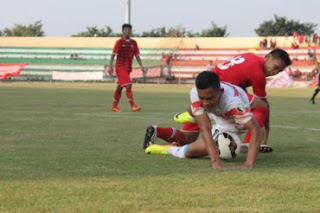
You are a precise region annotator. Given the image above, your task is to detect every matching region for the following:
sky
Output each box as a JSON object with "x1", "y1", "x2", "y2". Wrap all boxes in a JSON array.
[{"x1": 1, "y1": 0, "x2": 320, "y2": 37}]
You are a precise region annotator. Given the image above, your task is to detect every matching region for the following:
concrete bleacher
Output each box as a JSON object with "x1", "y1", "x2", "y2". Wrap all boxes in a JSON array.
[
  {"x1": 0, "y1": 37, "x2": 318, "y2": 82},
  {"x1": 168, "y1": 47, "x2": 319, "y2": 80},
  {"x1": 0, "y1": 46, "x2": 168, "y2": 81},
  {"x1": 0, "y1": 47, "x2": 164, "y2": 65}
]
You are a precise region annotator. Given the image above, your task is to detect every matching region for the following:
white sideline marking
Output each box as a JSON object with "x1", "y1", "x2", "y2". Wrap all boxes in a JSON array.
[
  {"x1": 76, "y1": 113, "x2": 320, "y2": 131},
  {"x1": 272, "y1": 125, "x2": 320, "y2": 131},
  {"x1": 75, "y1": 112, "x2": 170, "y2": 121}
]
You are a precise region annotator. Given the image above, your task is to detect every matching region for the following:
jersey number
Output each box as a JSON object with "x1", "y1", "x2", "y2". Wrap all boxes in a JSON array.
[{"x1": 217, "y1": 56, "x2": 245, "y2": 70}]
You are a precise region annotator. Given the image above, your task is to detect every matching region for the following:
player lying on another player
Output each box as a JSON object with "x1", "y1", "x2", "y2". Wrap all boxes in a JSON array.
[
  {"x1": 143, "y1": 90, "x2": 270, "y2": 153},
  {"x1": 144, "y1": 71, "x2": 262, "y2": 169},
  {"x1": 173, "y1": 49, "x2": 291, "y2": 151}
]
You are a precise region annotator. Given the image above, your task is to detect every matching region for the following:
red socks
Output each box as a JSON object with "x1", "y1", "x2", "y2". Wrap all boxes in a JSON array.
[
  {"x1": 157, "y1": 127, "x2": 186, "y2": 143},
  {"x1": 112, "y1": 87, "x2": 135, "y2": 107},
  {"x1": 125, "y1": 87, "x2": 135, "y2": 107},
  {"x1": 112, "y1": 89, "x2": 122, "y2": 108},
  {"x1": 243, "y1": 106, "x2": 269, "y2": 143}
]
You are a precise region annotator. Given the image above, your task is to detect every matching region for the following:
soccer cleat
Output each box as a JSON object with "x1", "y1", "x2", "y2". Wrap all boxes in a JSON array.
[
  {"x1": 259, "y1": 144, "x2": 273, "y2": 153},
  {"x1": 145, "y1": 144, "x2": 171, "y2": 155},
  {"x1": 143, "y1": 125, "x2": 157, "y2": 149},
  {"x1": 310, "y1": 99, "x2": 315, "y2": 104},
  {"x1": 111, "y1": 106, "x2": 122, "y2": 112},
  {"x1": 131, "y1": 105, "x2": 141, "y2": 112},
  {"x1": 173, "y1": 111, "x2": 193, "y2": 124},
  {"x1": 240, "y1": 143, "x2": 273, "y2": 153},
  {"x1": 240, "y1": 143, "x2": 249, "y2": 152}
]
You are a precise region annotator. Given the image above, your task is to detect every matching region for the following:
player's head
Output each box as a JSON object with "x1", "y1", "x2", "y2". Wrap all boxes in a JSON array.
[
  {"x1": 196, "y1": 71, "x2": 224, "y2": 111},
  {"x1": 264, "y1": 48, "x2": 292, "y2": 77},
  {"x1": 122, "y1": 23, "x2": 132, "y2": 38}
]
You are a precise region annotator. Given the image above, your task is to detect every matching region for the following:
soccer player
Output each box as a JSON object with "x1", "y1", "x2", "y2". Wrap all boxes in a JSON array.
[
  {"x1": 109, "y1": 24, "x2": 145, "y2": 112},
  {"x1": 144, "y1": 71, "x2": 262, "y2": 169},
  {"x1": 175, "y1": 48, "x2": 292, "y2": 150},
  {"x1": 310, "y1": 69, "x2": 320, "y2": 104}
]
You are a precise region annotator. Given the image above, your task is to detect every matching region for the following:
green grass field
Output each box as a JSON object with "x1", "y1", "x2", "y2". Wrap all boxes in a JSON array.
[{"x1": 0, "y1": 82, "x2": 319, "y2": 212}]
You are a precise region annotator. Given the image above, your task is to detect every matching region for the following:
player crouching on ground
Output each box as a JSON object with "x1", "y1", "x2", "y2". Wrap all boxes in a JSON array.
[{"x1": 143, "y1": 71, "x2": 262, "y2": 169}]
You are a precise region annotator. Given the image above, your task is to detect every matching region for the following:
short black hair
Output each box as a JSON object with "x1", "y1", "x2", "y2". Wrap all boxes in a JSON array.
[
  {"x1": 196, "y1": 71, "x2": 220, "y2": 90},
  {"x1": 122, "y1": 24, "x2": 132, "y2": 31},
  {"x1": 269, "y1": 48, "x2": 292, "y2": 66}
]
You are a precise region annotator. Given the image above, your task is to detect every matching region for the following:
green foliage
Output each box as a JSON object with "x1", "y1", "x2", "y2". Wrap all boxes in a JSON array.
[
  {"x1": 140, "y1": 26, "x2": 185, "y2": 37},
  {"x1": 140, "y1": 27, "x2": 167, "y2": 37},
  {"x1": 71, "y1": 26, "x2": 121, "y2": 37},
  {"x1": 255, "y1": 15, "x2": 317, "y2": 36},
  {"x1": 199, "y1": 22, "x2": 228, "y2": 37},
  {"x1": 2, "y1": 20, "x2": 44, "y2": 37}
]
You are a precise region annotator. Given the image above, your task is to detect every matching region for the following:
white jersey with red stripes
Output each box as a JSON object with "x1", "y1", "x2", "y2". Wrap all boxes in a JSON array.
[{"x1": 190, "y1": 82, "x2": 253, "y2": 133}]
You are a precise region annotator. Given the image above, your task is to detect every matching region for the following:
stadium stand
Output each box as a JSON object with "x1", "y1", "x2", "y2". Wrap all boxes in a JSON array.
[
  {"x1": 165, "y1": 47, "x2": 319, "y2": 84},
  {"x1": 0, "y1": 37, "x2": 318, "y2": 85}
]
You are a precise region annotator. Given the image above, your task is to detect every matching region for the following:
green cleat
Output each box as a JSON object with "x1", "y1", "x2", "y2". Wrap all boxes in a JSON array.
[
  {"x1": 173, "y1": 111, "x2": 193, "y2": 124},
  {"x1": 145, "y1": 144, "x2": 172, "y2": 155}
]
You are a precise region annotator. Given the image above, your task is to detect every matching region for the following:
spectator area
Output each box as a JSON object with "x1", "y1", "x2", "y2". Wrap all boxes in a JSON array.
[{"x1": 0, "y1": 37, "x2": 318, "y2": 82}]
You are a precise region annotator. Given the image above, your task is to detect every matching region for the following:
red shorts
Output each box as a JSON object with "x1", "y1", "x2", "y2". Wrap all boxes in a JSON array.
[
  {"x1": 116, "y1": 69, "x2": 131, "y2": 86},
  {"x1": 182, "y1": 93, "x2": 254, "y2": 132}
]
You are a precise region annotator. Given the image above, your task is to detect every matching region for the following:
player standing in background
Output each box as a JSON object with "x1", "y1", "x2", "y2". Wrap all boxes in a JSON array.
[
  {"x1": 108, "y1": 24, "x2": 145, "y2": 112},
  {"x1": 310, "y1": 68, "x2": 320, "y2": 104}
]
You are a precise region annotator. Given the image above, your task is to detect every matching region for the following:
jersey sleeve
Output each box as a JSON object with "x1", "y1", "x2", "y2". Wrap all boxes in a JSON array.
[
  {"x1": 190, "y1": 87, "x2": 205, "y2": 116},
  {"x1": 249, "y1": 60, "x2": 267, "y2": 98},
  {"x1": 112, "y1": 40, "x2": 120, "y2": 55},
  {"x1": 251, "y1": 73, "x2": 267, "y2": 98},
  {"x1": 224, "y1": 101, "x2": 253, "y2": 125}
]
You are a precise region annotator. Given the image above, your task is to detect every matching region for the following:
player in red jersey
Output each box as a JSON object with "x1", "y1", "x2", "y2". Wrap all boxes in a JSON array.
[
  {"x1": 173, "y1": 49, "x2": 291, "y2": 151},
  {"x1": 212, "y1": 48, "x2": 291, "y2": 147},
  {"x1": 108, "y1": 24, "x2": 145, "y2": 112}
]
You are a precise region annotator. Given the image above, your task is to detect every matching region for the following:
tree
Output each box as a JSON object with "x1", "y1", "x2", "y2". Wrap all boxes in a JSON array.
[
  {"x1": 200, "y1": 22, "x2": 228, "y2": 37},
  {"x1": 140, "y1": 27, "x2": 167, "y2": 37},
  {"x1": 186, "y1": 30, "x2": 200, "y2": 37},
  {"x1": 255, "y1": 15, "x2": 317, "y2": 36},
  {"x1": 167, "y1": 25, "x2": 185, "y2": 37},
  {"x1": 72, "y1": 26, "x2": 119, "y2": 37},
  {"x1": 2, "y1": 20, "x2": 44, "y2": 37}
]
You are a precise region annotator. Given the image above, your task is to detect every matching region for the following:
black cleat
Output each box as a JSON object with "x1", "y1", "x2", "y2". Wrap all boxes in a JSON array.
[
  {"x1": 241, "y1": 143, "x2": 273, "y2": 153},
  {"x1": 259, "y1": 144, "x2": 273, "y2": 153},
  {"x1": 143, "y1": 125, "x2": 157, "y2": 149}
]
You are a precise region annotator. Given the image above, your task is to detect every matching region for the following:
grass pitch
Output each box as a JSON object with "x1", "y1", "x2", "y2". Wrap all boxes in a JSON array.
[{"x1": 0, "y1": 82, "x2": 319, "y2": 212}]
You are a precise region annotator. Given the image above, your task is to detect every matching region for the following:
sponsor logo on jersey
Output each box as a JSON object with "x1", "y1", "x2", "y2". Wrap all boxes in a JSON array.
[{"x1": 236, "y1": 103, "x2": 245, "y2": 113}]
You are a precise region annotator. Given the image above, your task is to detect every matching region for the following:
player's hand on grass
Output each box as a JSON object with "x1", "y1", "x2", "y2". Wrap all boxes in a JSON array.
[
  {"x1": 237, "y1": 163, "x2": 253, "y2": 170},
  {"x1": 212, "y1": 161, "x2": 226, "y2": 170}
]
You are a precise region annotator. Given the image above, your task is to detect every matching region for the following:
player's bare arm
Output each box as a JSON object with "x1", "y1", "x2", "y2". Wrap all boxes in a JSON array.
[
  {"x1": 109, "y1": 54, "x2": 116, "y2": 75},
  {"x1": 135, "y1": 55, "x2": 145, "y2": 73},
  {"x1": 196, "y1": 113, "x2": 225, "y2": 169},
  {"x1": 241, "y1": 118, "x2": 262, "y2": 169}
]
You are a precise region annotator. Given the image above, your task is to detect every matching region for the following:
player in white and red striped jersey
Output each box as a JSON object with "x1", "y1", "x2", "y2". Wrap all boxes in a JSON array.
[
  {"x1": 108, "y1": 24, "x2": 145, "y2": 112},
  {"x1": 190, "y1": 81, "x2": 252, "y2": 134},
  {"x1": 144, "y1": 71, "x2": 262, "y2": 169}
]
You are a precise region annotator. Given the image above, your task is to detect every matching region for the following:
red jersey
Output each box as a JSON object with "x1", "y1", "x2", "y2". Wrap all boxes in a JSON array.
[
  {"x1": 213, "y1": 53, "x2": 266, "y2": 98},
  {"x1": 113, "y1": 37, "x2": 140, "y2": 72}
]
